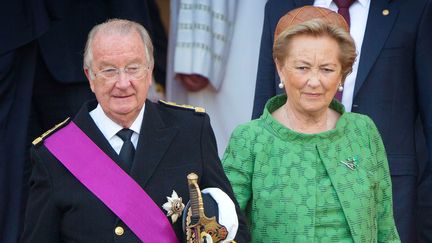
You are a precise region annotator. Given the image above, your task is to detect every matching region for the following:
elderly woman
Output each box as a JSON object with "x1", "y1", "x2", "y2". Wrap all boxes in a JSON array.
[{"x1": 222, "y1": 6, "x2": 400, "y2": 243}]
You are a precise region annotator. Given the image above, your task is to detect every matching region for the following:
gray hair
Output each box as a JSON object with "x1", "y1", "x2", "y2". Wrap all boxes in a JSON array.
[
  {"x1": 83, "y1": 19, "x2": 154, "y2": 77},
  {"x1": 273, "y1": 19, "x2": 357, "y2": 83}
]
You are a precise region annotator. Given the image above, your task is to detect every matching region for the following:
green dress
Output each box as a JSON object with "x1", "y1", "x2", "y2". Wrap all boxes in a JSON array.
[{"x1": 222, "y1": 95, "x2": 400, "y2": 243}]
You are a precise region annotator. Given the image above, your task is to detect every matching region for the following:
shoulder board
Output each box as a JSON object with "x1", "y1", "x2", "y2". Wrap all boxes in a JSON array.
[
  {"x1": 158, "y1": 100, "x2": 206, "y2": 113},
  {"x1": 32, "y1": 117, "x2": 71, "y2": 146}
]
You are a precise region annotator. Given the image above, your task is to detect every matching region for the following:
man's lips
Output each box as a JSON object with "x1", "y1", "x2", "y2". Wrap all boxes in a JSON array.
[{"x1": 113, "y1": 94, "x2": 133, "y2": 98}]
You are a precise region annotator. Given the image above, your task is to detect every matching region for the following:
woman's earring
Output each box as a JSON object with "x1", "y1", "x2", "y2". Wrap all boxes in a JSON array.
[
  {"x1": 279, "y1": 80, "x2": 284, "y2": 89},
  {"x1": 338, "y1": 83, "x2": 344, "y2": 92}
]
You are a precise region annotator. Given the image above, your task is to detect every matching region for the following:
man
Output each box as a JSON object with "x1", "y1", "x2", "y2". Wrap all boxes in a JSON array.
[
  {"x1": 21, "y1": 19, "x2": 249, "y2": 242},
  {"x1": 1, "y1": 2, "x2": 167, "y2": 242},
  {"x1": 252, "y1": 0, "x2": 432, "y2": 242},
  {"x1": 29, "y1": 0, "x2": 168, "y2": 157}
]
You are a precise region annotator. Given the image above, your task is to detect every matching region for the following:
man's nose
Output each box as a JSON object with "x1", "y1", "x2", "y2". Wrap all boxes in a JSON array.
[{"x1": 115, "y1": 71, "x2": 131, "y2": 88}]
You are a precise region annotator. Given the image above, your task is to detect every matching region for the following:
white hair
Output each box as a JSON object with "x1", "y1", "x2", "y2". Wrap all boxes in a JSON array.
[{"x1": 83, "y1": 19, "x2": 154, "y2": 78}]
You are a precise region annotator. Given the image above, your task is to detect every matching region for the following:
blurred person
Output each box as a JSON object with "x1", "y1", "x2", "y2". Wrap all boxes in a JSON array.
[
  {"x1": 167, "y1": 0, "x2": 267, "y2": 155},
  {"x1": 0, "y1": 1, "x2": 51, "y2": 242}
]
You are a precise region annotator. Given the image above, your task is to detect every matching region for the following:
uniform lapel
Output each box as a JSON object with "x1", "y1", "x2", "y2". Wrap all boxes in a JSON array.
[
  {"x1": 73, "y1": 100, "x2": 119, "y2": 163},
  {"x1": 354, "y1": 0, "x2": 398, "y2": 96},
  {"x1": 130, "y1": 100, "x2": 178, "y2": 188}
]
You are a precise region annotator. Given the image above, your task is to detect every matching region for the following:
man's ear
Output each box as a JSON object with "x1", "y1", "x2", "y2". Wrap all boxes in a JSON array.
[
  {"x1": 84, "y1": 67, "x2": 96, "y2": 93},
  {"x1": 147, "y1": 69, "x2": 153, "y2": 86}
]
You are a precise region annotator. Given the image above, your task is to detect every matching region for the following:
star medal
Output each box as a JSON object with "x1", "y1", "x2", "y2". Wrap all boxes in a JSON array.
[{"x1": 162, "y1": 190, "x2": 185, "y2": 223}]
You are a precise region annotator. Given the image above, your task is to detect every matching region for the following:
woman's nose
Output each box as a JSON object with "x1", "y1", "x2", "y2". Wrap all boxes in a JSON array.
[{"x1": 307, "y1": 72, "x2": 321, "y2": 87}]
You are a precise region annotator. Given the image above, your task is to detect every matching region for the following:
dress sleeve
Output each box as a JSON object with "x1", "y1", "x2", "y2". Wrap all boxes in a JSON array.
[
  {"x1": 368, "y1": 119, "x2": 401, "y2": 243},
  {"x1": 222, "y1": 125, "x2": 255, "y2": 213}
]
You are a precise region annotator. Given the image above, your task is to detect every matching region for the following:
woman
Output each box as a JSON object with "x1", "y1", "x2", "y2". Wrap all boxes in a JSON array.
[{"x1": 222, "y1": 7, "x2": 400, "y2": 243}]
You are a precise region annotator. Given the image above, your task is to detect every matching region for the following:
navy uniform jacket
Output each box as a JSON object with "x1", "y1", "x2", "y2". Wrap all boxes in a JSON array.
[
  {"x1": 251, "y1": 0, "x2": 432, "y2": 242},
  {"x1": 21, "y1": 100, "x2": 250, "y2": 242}
]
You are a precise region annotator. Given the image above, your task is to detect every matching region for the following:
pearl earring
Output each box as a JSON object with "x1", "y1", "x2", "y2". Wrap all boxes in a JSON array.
[
  {"x1": 338, "y1": 84, "x2": 344, "y2": 92},
  {"x1": 279, "y1": 80, "x2": 284, "y2": 89}
]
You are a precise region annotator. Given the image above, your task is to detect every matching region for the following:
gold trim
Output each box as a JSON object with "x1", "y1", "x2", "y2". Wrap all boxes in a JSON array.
[
  {"x1": 194, "y1": 107, "x2": 206, "y2": 113},
  {"x1": 32, "y1": 118, "x2": 70, "y2": 145},
  {"x1": 159, "y1": 100, "x2": 206, "y2": 113}
]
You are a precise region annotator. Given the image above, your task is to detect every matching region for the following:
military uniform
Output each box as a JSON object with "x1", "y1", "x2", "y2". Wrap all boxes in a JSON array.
[{"x1": 21, "y1": 99, "x2": 250, "y2": 242}]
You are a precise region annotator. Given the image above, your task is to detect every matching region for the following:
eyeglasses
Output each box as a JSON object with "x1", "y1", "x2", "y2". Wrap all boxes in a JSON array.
[{"x1": 94, "y1": 65, "x2": 149, "y2": 80}]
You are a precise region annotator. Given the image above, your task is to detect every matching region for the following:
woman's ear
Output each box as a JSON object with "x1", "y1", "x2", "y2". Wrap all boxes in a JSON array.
[{"x1": 275, "y1": 58, "x2": 284, "y2": 79}]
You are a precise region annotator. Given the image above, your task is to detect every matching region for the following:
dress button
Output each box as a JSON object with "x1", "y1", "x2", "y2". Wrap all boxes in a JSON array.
[{"x1": 115, "y1": 226, "x2": 124, "y2": 236}]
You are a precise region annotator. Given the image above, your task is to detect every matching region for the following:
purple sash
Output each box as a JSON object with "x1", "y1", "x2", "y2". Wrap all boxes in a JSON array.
[{"x1": 44, "y1": 121, "x2": 179, "y2": 243}]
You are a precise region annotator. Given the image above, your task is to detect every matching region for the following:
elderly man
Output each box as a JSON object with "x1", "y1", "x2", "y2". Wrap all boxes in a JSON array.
[{"x1": 21, "y1": 19, "x2": 249, "y2": 242}]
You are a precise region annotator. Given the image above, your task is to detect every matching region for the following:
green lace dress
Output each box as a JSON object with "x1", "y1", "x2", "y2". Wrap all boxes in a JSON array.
[{"x1": 222, "y1": 95, "x2": 400, "y2": 243}]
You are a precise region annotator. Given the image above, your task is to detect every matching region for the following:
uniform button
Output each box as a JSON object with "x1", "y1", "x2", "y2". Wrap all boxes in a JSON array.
[{"x1": 115, "y1": 226, "x2": 124, "y2": 236}]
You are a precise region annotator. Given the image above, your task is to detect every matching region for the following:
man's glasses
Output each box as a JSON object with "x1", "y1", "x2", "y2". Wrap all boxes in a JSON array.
[{"x1": 95, "y1": 65, "x2": 149, "y2": 80}]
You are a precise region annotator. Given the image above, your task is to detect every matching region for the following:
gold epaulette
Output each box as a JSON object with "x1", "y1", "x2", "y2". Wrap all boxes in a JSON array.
[
  {"x1": 32, "y1": 118, "x2": 71, "y2": 146},
  {"x1": 158, "y1": 100, "x2": 206, "y2": 113}
]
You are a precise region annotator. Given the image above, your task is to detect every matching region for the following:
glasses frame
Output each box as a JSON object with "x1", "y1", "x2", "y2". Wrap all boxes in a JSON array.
[{"x1": 94, "y1": 64, "x2": 149, "y2": 81}]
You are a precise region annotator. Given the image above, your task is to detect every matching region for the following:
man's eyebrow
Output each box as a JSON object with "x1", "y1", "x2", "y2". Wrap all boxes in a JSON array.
[
  {"x1": 97, "y1": 61, "x2": 115, "y2": 68},
  {"x1": 97, "y1": 58, "x2": 145, "y2": 68}
]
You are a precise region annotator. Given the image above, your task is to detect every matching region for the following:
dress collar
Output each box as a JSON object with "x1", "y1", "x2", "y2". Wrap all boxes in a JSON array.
[{"x1": 260, "y1": 95, "x2": 347, "y2": 143}]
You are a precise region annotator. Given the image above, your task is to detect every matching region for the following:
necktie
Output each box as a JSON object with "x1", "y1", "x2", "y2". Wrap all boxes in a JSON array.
[
  {"x1": 117, "y1": 128, "x2": 135, "y2": 172},
  {"x1": 333, "y1": 0, "x2": 355, "y2": 26},
  {"x1": 333, "y1": 0, "x2": 355, "y2": 101}
]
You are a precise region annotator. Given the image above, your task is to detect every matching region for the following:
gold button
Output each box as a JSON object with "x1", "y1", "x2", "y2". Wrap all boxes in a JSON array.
[
  {"x1": 382, "y1": 9, "x2": 390, "y2": 16},
  {"x1": 114, "y1": 226, "x2": 124, "y2": 236}
]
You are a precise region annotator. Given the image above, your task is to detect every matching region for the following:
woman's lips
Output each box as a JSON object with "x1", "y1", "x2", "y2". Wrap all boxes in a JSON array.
[{"x1": 303, "y1": 92, "x2": 322, "y2": 98}]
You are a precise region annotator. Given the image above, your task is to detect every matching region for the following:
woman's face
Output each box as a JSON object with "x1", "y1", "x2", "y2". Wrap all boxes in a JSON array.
[{"x1": 277, "y1": 34, "x2": 342, "y2": 114}]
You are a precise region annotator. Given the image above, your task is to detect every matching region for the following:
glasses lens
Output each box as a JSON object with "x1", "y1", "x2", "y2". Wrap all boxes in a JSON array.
[
  {"x1": 97, "y1": 65, "x2": 147, "y2": 80},
  {"x1": 126, "y1": 66, "x2": 146, "y2": 79},
  {"x1": 100, "y1": 68, "x2": 118, "y2": 79}
]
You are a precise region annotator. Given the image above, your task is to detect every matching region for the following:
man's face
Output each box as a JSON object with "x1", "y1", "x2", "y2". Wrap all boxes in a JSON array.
[{"x1": 85, "y1": 31, "x2": 152, "y2": 127}]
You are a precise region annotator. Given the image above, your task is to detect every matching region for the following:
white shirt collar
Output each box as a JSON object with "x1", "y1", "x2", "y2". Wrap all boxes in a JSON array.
[
  {"x1": 355, "y1": 0, "x2": 369, "y2": 8},
  {"x1": 90, "y1": 103, "x2": 145, "y2": 141},
  {"x1": 129, "y1": 105, "x2": 145, "y2": 134},
  {"x1": 314, "y1": 0, "x2": 333, "y2": 8}
]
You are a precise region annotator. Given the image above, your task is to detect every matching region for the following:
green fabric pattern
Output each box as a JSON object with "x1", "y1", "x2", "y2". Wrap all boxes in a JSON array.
[
  {"x1": 222, "y1": 95, "x2": 400, "y2": 243},
  {"x1": 315, "y1": 151, "x2": 352, "y2": 243}
]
